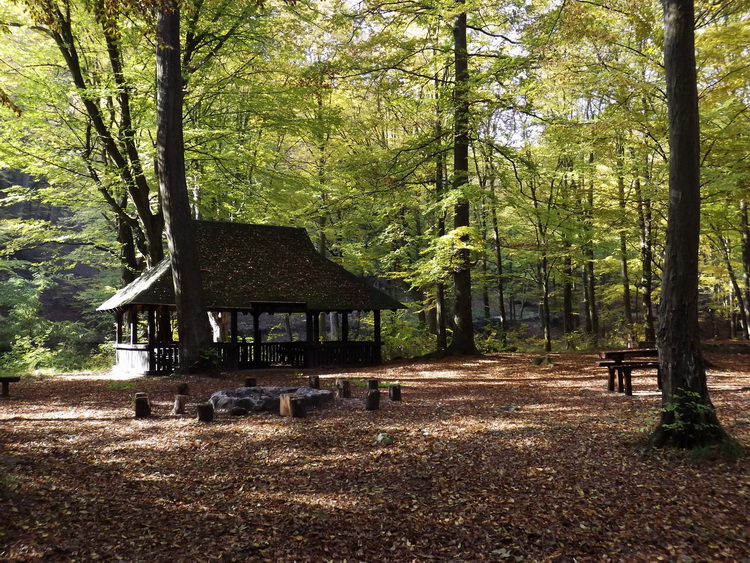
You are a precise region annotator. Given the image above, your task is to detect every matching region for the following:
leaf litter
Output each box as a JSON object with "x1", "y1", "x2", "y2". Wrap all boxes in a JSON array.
[{"x1": 1, "y1": 351, "x2": 750, "y2": 561}]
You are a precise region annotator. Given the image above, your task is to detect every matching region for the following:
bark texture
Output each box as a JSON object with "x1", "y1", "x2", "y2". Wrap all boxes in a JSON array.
[
  {"x1": 448, "y1": 6, "x2": 477, "y2": 356},
  {"x1": 652, "y1": 0, "x2": 726, "y2": 448},
  {"x1": 156, "y1": 3, "x2": 214, "y2": 373}
]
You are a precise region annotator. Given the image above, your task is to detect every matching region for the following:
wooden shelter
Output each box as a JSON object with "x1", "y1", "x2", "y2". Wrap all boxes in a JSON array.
[{"x1": 98, "y1": 221, "x2": 405, "y2": 374}]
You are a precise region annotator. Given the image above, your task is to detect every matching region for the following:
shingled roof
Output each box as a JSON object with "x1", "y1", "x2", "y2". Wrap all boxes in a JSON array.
[{"x1": 98, "y1": 221, "x2": 404, "y2": 313}]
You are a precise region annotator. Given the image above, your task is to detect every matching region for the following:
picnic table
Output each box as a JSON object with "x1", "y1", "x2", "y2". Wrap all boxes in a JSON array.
[{"x1": 597, "y1": 348, "x2": 660, "y2": 396}]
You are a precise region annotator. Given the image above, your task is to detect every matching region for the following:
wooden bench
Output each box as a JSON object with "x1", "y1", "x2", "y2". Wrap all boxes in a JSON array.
[
  {"x1": 596, "y1": 360, "x2": 661, "y2": 396},
  {"x1": 597, "y1": 348, "x2": 660, "y2": 396},
  {"x1": 0, "y1": 376, "x2": 21, "y2": 398}
]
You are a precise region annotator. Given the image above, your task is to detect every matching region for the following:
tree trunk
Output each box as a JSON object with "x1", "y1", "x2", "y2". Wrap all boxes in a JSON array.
[
  {"x1": 652, "y1": 0, "x2": 727, "y2": 448},
  {"x1": 584, "y1": 155, "x2": 599, "y2": 343},
  {"x1": 490, "y1": 194, "x2": 508, "y2": 342},
  {"x1": 713, "y1": 232, "x2": 749, "y2": 339},
  {"x1": 539, "y1": 256, "x2": 552, "y2": 352},
  {"x1": 634, "y1": 168, "x2": 657, "y2": 343},
  {"x1": 156, "y1": 3, "x2": 213, "y2": 373},
  {"x1": 740, "y1": 200, "x2": 750, "y2": 339},
  {"x1": 434, "y1": 74, "x2": 449, "y2": 352},
  {"x1": 448, "y1": 6, "x2": 477, "y2": 355},
  {"x1": 617, "y1": 142, "x2": 634, "y2": 328},
  {"x1": 563, "y1": 254, "x2": 575, "y2": 341}
]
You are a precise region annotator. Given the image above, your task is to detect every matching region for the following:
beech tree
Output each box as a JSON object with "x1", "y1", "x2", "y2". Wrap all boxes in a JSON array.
[
  {"x1": 651, "y1": 0, "x2": 729, "y2": 449},
  {"x1": 156, "y1": 1, "x2": 213, "y2": 372},
  {"x1": 448, "y1": 3, "x2": 477, "y2": 355}
]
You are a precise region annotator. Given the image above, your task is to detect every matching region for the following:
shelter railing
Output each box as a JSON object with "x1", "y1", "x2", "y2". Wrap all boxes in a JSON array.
[
  {"x1": 114, "y1": 340, "x2": 382, "y2": 374},
  {"x1": 114, "y1": 343, "x2": 179, "y2": 375}
]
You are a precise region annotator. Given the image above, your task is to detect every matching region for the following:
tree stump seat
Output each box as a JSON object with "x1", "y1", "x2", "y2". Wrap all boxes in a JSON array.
[{"x1": 0, "y1": 376, "x2": 21, "y2": 397}]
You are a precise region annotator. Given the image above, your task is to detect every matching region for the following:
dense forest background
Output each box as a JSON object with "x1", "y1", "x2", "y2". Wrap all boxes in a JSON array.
[{"x1": 0, "y1": 0, "x2": 748, "y2": 374}]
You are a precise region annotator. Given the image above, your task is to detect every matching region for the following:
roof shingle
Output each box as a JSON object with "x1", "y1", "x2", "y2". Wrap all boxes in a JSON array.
[{"x1": 98, "y1": 221, "x2": 404, "y2": 313}]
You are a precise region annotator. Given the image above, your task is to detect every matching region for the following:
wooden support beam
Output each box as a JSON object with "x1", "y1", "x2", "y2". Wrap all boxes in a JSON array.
[
  {"x1": 115, "y1": 311, "x2": 123, "y2": 344},
  {"x1": 231, "y1": 310, "x2": 238, "y2": 344},
  {"x1": 147, "y1": 307, "x2": 156, "y2": 345},
  {"x1": 252, "y1": 311, "x2": 261, "y2": 363},
  {"x1": 342, "y1": 311, "x2": 349, "y2": 342},
  {"x1": 129, "y1": 309, "x2": 138, "y2": 344}
]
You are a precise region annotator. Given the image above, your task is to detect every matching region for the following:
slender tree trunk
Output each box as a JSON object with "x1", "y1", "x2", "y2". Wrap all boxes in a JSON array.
[
  {"x1": 585, "y1": 155, "x2": 599, "y2": 342},
  {"x1": 652, "y1": 0, "x2": 727, "y2": 448},
  {"x1": 490, "y1": 194, "x2": 508, "y2": 345},
  {"x1": 434, "y1": 77, "x2": 448, "y2": 352},
  {"x1": 740, "y1": 200, "x2": 750, "y2": 339},
  {"x1": 563, "y1": 254, "x2": 575, "y2": 339},
  {"x1": 539, "y1": 256, "x2": 552, "y2": 352},
  {"x1": 156, "y1": 2, "x2": 213, "y2": 373},
  {"x1": 713, "y1": 232, "x2": 749, "y2": 339},
  {"x1": 116, "y1": 211, "x2": 139, "y2": 286},
  {"x1": 448, "y1": 6, "x2": 477, "y2": 355},
  {"x1": 633, "y1": 164, "x2": 657, "y2": 342},
  {"x1": 617, "y1": 142, "x2": 634, "y2": 328}
]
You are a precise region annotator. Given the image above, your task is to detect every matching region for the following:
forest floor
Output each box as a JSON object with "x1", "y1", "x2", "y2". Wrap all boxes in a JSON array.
[{"x1": 2, "y1": 350, "x2": 750, "y2": 562}]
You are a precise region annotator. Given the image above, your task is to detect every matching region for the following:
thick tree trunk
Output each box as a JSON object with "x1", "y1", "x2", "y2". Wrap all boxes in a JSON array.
[
  {"x1": 652, "y1": 0, "x2": 726, "y2": 448},
  {"x1": 448, "y1": 7, "x2": 477, "y2": 355},
  {"x1": 156, "y1": 3, "x2": 214, "y2": 373}
]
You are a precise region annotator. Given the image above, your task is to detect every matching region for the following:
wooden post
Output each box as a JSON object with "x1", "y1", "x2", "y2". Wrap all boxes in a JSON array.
[
  {"x1": 147, "y1": 307, "x2": 156, "y2": 345},
  {"x1": 177, "y1": 382, "x2": 189, "y2": 395},
  {"x1": 115, "y1": 310, "x2": 123, "y2": 344},
  {"x1": 172, "y1": 394, "x2": 188, "y2": 415},
  {"x1": 365, "y1": 389, "x2": 380, "y2": 411},
  {"x1": 244, "y1": 377, "x2": 257, "y2": 388},
  {"x1": 197, "y1": 402, "x2": 214, "y2": 422},
  {"x1": 313, "y1": 312, "x2": 321, "y2": 343},
  {"x1": 624, "y1": 368, "x2": 633, "y2": 396},
  {"x1": 335, "y1": 378, "x2": 351, "y2": 399},
  {"x1": 129, "y1": 309, "x2": 138, "y2": 344},
  {"x1": 308, "y1": 375, "x2": 320, "y2": 389},
  {"x1": 367, "y1": 378, "x2": 379, "y2": 390},
  {"x1": 291, "y1": 397, "x2": 306, "y2": 418},
  {"x1": 373, "y1": 310, "x2": 382, "y2": 363},
  {"x1": 134, "y1": 392, "x2": 151, "y2": 418},
  {"x1": 280, "y1": 394, "x2": 307, "y2": 417},
  {"x1": 231, "y1": 311, "x2": 238, "y2": 344},
  {"x1": 389, "y1": 384, "x2": 401, "y2": 401},
  {"x1": 342, "y1": 311, "x2": 349, "y2": 342},
  {"x1": 252, "y1": 311, "x2": 261, "y2": 364}
]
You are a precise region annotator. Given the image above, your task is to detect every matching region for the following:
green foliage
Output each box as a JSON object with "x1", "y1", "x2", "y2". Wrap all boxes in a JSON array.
[
  {"x1": 661, "y1": 389, "x2": 722, "y2": 447},
  {"x1": 382, "y1": 311, "x2": 434, "y2": 360},
  {"x1": 350, "y1": 378, "x2": 395, "y2": 389},
  {"x1": 0, "y1": 269, "x2": 114, "y2": 374},
  {"x1": 561, "y1": 330, "x2": 598, "y2": 352},
  {"x1": 106, "y1": 380, "x2": 136, "y2": 392}
]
